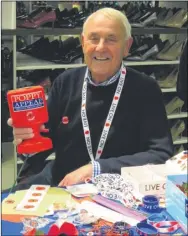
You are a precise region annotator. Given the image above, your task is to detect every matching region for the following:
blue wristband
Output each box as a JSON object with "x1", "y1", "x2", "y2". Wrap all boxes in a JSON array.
[
  {"x1": 142, "y1": 195, "x2": 159, "y2": 213},
  {"x1": 136, "y1": 222, "x2": 159, "y2": 236},
  {"x1": 147, "y1": 213, "x2": 167, "y2": 225}
]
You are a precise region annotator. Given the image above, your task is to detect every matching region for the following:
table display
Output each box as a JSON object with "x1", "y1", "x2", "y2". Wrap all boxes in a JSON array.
[{"x1": 2, "y1": 151, "x2": 188, "y2": 235}]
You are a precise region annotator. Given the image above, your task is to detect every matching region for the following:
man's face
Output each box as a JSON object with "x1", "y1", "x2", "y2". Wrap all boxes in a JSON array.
[{"x1": 82, "y1": 14, "x2": 132, "y2": 80}]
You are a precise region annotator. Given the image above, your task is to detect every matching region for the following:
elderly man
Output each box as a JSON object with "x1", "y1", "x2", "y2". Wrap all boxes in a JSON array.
[{"x1": 8, "y1": 8, "x2": 173, "y2": 190}]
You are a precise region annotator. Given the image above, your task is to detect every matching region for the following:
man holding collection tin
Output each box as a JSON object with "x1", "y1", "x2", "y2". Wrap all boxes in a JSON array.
[{"x1": 7, "y1": 8, "x2": 173, "y2": 190}]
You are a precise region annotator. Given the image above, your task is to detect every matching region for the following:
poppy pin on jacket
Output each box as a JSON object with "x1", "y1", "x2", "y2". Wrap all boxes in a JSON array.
[{"x1": 62, "y1": 116, "x2": 69, "y2": 124}]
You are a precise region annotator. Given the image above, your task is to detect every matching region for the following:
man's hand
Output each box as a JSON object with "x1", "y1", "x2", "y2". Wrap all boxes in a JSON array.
[
  {"x1": 58, "y1": 164, "x2": 92, "y2": 187},
  {"x1": 7, "y1": 118, "x2": 45, "y2": 145}
]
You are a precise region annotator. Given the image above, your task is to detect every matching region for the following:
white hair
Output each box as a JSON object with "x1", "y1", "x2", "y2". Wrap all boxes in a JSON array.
[{"x1": 82, "y1": 7, "x2": 132, "y2": 40}]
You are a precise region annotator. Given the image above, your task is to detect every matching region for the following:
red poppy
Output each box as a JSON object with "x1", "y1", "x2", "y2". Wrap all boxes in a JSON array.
[
  {"x1": 23, "y1": 222, "x2": 78, "y2": 236},
  {"x1": 47, "y1": 225, "x2": 60, "y2": 235},
  {"x1": 36, "y1": 187, "x2": 46, "y2": 191},
  {"x1": 5, "y1": 199, "x2": 15, "y2": 204},
  {"x1": 32, "y1": 193, "x2": 42, "y2": 196},
  {"x1": 23, "y1": 205, "x2": 34, "y2": 209},
  {"x1": 47, "y1": 222, "x2": 78, "y2": 236},
  {"x1": 28, "y1": 199, "x2": 38, "y2": 203}
]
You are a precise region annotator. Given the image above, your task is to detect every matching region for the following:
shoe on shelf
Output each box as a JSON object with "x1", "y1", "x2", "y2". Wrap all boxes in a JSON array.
[
  {"x1": 155, "y1": 40, "x2": 171, "y2": 57},
  {"x1": 129, "y1": 36, "x2": 154, "y2": 55},
  {"x1": 156, "y1": 40, "x2": 184, "y2": 61},
  {"x1": 126, "y1": 37, "x2": 164, "y2": 61},
  {"x1": 121, "y1": 2, "x2": 129, "y2": 12},
  {"x1": 19, "y1": 37, "x2": 59, "y2": 62},
  {"x1": 126, "y1": 44, "x2": 159, "y2": 61},
  {"x1": 25, "y1": 37, "x2": 51, "y2": 58},
  {"x1": 128, "y1": 35, "x2": 142, "y2": 52},
  {"x1": 58, "y1": 18, "x2": 76, "y2": 28},
  {"x1": 17, "y1": 7, "x2": 56, "y2": 29},
  {"x1": 164, "y1": 9, "x2": 188, "y2": 28},
  {"x1": 165, "y1": 96, "x2": 184, "y2": 115},
  {"x1": 157, "y1": 68, "x2": 178, "y2": 88},
  {"x1": 56, "y1": 37, "x2": 82, "y2": 64},
  {"x1": 39, "y1": 39, "x2": 62, "y2": 61},
  {"x1": 60, "y1": 44, "x2": 83, "y2": 64},
  {"x1": 122, "y1": 2, "x2": 134, "y2": 15},
  {"x1": 155, "y1": 7, "x2": 168, "y2": 25},
  {"x1": 156, "y1": 8, "x2": 174, "y2": 26},
  {"x1": 19, "y1": 69, "x2": 52, "y2": 84},
  {"x1": 131, "y1": 12, "x2": 157, "y2": 27},
  {"x1": 74, "y1": 14, "x2": 90, "y2": 27},
  {"x1": 19, "y1": 37, "x2": 49, "y2": 54},
  {"x1": 127, "y1": 7, "x2": 141, "y2": 20},
  {"x1": 148, "y1": 66, "x2": 172, "y2": 79},
  {"x1": 54, "y1": 7, "x2": 78, "y2": 28},
  {"x1": 16, "y1": 1, "x2": 27, "y2": 20},
  {"x1": 129, "y1": 10, "x2": 142, "y2": 23},
  {"x1": 134, "y1": 9, "x2": 153, "y2": 21},
  {"x1": 129, "y1": 43, "x2": 149, "y2": 56},
  {"x1": 171, "y1": 120, "x2": 185, "y2": 142},
  {"x1": 17, "y1": 6, "x2": 46, "y2": 23}
]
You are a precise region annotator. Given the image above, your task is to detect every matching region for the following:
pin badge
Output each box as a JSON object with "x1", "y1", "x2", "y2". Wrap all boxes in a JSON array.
[{"x1": 62, "y1": 116, "x2": 69, "y2": 124}]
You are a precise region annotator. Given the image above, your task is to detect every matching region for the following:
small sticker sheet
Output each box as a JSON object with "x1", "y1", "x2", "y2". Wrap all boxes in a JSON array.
[{"x1": 16, "y1": 185, "x2": 50, "y2": 212}]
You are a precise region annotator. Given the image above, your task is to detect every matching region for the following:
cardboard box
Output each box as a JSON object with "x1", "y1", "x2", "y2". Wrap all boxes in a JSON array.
[
  {"x1": 121, "y1": 164, "x2": 167, "y2": 196},
  {"x1": 166, "y1": 174, "x2": 188, "y2": 232},
  {"x1": 121, "y1": 151, "x2": 187, "y2": 196}
]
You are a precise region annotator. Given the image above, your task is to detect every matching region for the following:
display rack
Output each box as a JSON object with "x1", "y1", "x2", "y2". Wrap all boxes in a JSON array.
[
  {"x1": 2, "y1": 26, "x2": 188, "y2": 36},
  {"x1": 16, "y1": 52, "x2": 180, "y2": 70}
]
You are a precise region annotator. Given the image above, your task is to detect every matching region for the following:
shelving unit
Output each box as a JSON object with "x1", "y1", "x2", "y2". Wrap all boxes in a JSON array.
[
  {"x1": 173, "y1": 137, "x2": 188, "y2": 145},
  {"x1": 16, "y1": 52, "x2": 180, "y2": 70},
  {"x1": 167, "y1": 112, "x2": 188, "y2": 120},
  {"x1": 123, "y1": 60, "x2": 180, "y2": 66},
  {"x1": 2, "y1": 1, "x2": 188, "y2": 180},
  {"x1": 161, "y1": 88, "x2": 177, "y2": 93},
  {"x1": 16, "y1": 52, "x2": 84, "y2": 70},
  {"x1": 2, "y1": 27, "x2": 187, "y2": 36}
]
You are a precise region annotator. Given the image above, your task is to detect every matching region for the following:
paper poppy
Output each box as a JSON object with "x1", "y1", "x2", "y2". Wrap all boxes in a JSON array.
[
  {"x1": 47, "y1": 222, "x2": 78, "y2": 236},
  {"x1": 24, "y1": 222, "x2": 78, "y2": 236},
  {"x1": 36, "y1": 187, "x2": 46, "y2": 191},
  {"x1": 28, "y1": 199, "x2": 38, "y2": 203},
  {"x1": 32, "y1": 193, "x2": 42, "y2": 196},
  {"x1": 5, "y1": 199, "x2": 15, "y2": 204},
  {"x1": 47, "y1": 225, "x2": 60, "y2": 235},
  {"x1": 23, "y1": 205, "x2": 35, "y2": 209}
]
